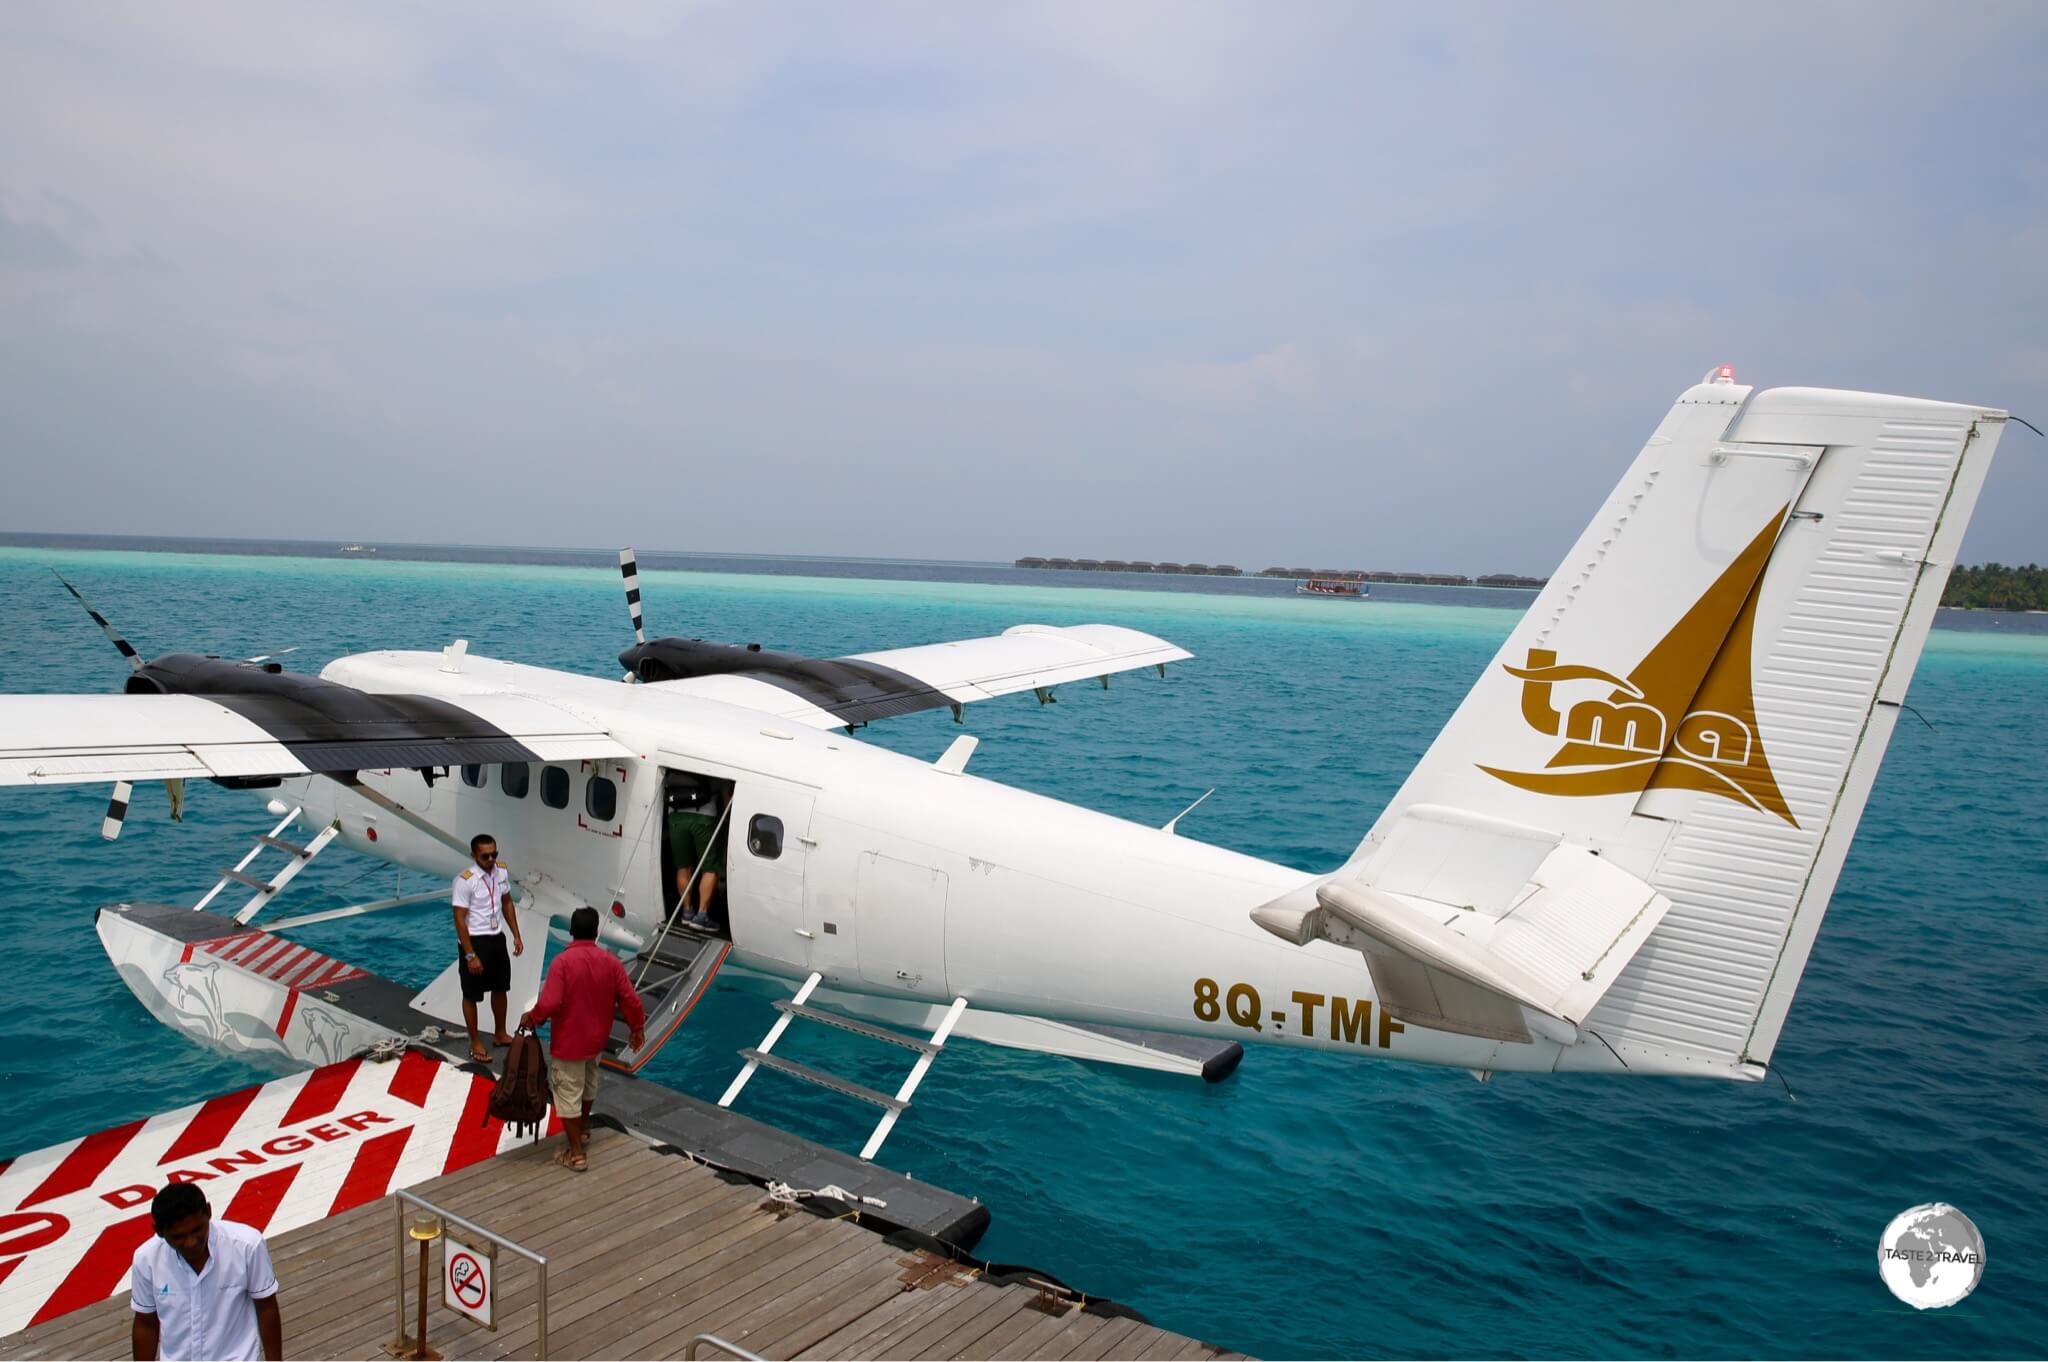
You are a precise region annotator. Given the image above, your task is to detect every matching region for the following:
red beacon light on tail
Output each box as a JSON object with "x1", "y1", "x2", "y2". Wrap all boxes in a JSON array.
[{"x1": 1708, "y1": 364, "x2": 1737, "y2": 384}]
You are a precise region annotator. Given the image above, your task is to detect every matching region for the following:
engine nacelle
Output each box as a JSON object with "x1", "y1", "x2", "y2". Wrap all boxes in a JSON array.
[{"x1": 618, "y1": 637, "x2": 783, "y2": 684}]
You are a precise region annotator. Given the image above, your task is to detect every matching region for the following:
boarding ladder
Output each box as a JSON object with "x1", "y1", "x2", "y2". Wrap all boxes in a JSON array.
[
  {"x1": 602, "y1": 929, "x2": 730, "y2": 1073},
  {"x1": 193, "y1": 806, "x2": 343, "y2": 925},
  {"x1": 719, "y1": 973, "x2": 969, "y2": 1162},
  {"x1": 601, "y1": 808, "x2": 737, "y2": 1073}
]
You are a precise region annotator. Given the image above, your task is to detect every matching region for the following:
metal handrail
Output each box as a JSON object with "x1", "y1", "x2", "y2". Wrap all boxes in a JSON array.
[
  {"x1": 636, "y1": 802, "x2": 731, "y2": 988},
  {"x1": 685, "y1": 1333, "x2": 765, "y2": 1361},
  {"x1": 393, "y1": 1188, "x2": 551, "y2": 1359}
]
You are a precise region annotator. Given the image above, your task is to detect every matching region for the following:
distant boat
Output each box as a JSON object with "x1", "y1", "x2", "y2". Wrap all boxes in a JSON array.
[
  {"x1": 1297, "y1": 578, "x2": 1367, "y2": 598},
  {"x1": 339, "y1": 544, "x2": 375, "y2": 556}
]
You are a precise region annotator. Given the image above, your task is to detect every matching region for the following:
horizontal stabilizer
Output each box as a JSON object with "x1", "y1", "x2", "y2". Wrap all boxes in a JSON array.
[{"x1": 1260, "y1": 823, "x2": 1669, "y2": 1045}]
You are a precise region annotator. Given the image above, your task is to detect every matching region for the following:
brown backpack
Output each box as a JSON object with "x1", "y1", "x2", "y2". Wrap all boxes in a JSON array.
[{"x1": 486, "y1": 1029, "x2": 553, "y2": 1139}]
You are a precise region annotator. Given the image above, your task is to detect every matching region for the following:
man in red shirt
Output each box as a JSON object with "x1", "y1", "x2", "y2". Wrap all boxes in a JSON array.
[{"x1": 520, "y1": 907, "x2": 645, "y2": 1172}]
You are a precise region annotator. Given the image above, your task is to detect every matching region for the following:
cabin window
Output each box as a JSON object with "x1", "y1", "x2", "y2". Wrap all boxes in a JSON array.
[
  {"x1": 540, "y1": 766, "x2": 569, "y2": 809},
  {"x1": 460, "y1": 764, "x2": 486, "y2": 788},
  {"x1": 501, "y1": 763, "x2": 529, "y2": 799},
  {"x1": 748, "y1": 814, "x2": 784, "y2": 860},
  {"x1": 585, "y1": 774, "x2": 617, "y2": 822}
]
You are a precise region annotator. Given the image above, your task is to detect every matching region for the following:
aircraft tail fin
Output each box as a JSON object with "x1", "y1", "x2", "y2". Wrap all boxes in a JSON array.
[{"x1": 1343, "y1": 373, "x2": 2006, "y2": 1077}]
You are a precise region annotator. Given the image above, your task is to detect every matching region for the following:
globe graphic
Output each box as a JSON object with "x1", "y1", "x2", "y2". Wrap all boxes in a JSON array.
[{"x1": 1878, "y1": 1203, "x2": 1985, "y2": 1309}]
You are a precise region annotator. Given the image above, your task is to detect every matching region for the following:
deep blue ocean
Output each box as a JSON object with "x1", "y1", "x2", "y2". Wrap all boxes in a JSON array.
[{"x1": 1, "y1": 543, "x2": 2042, "y2": 1359}]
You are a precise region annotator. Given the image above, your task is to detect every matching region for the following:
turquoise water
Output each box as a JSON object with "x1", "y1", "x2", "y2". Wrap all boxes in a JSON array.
[{"x1": 1, "y1": 547, "x2": 2044, "y2": 1358}]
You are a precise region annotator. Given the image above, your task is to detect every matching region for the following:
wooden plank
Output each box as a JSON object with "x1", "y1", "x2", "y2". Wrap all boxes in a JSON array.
[
  {"x1": 536, "y1": 1212, "x2": 790, "y2": 1351},
  {"x1": 989, "y1": 1303, "x2": 1095, "y2": 1362},
  {"x1": 597, "y1": 1217, "x2": 847, "y2": 1359},
  {"x1": 337, "y1": 1138, "x2": 738, "y2": 1349},
  {"x1": 951, "y1": 1294, "x2": 1073, "y2": 1362},
  {"x1": 1097, "y1": 1316, "x2": 1163, "y2": 1360},
  {"x1": 883, "y1": 1280, "x2": 1013, "y2": 1358},
  {"x1": 910, "y1": 1286, "x2": 1040, "y2": 1360},
  {"x1": 838, "y1": 1280, "x2": 977, "y2": 1361},
  {"x1": 1134, "y1": 1331, "x2": 1195, "y2": 1360},
  {"x1": 1023, "y1": 1309, "x2": 1114, "y2": 1360},
  {"x1": 1059, "y1": 1314, "x2": 1146, "y2": 1360},
  {"x1": 735, "y1": 1244, "x2": 910, "y2": 1359},
  {"x1": 795, "y1": 1274, "x2": 951, "y2": 1360},
  {"x1": 710, "y1": 1235, "x2": 905, "y2": 1357},
  {"x1": 0, "y1": 1299, "x2": 129, "y2": 1361},
  {"x1": 0, "y1": 1300, "x2": 121, "y2": 1359},
  {"x1": 655, "y1": 1222, "x2": 874, "y2": 1358},
  {"x1": 316, "y1": 1176, "x2": 778, "y2": 1358}
]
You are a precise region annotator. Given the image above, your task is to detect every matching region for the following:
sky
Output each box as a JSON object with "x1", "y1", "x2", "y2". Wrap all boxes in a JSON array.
[{"x1": 1, "y1": 1, "x2": 2043, "y2": 575}]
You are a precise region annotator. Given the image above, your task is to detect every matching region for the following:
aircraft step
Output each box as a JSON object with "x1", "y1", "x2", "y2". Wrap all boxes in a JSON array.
[
  {"x1": 721, "y1": 974, "x2": 969, "y2": 1161},
  {"x1": 737, "y1": 1048, "x2": 906, "y2": 1112},
  {"x1": 772, "y1": 1000, "x2": 939, "y2": 1053},
  {"x1": 602, "y1": 937, "x2": 731, "y2": 1076},
  {"x1": 192, "y1": 809, "x2": 343, "y2": 925},
  {"x1": 638, "y1": 942, "x2": 705, "y2": 974}
]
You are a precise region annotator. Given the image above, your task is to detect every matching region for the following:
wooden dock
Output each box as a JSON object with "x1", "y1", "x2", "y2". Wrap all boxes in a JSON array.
[{"x1": 0, "y1": 1128, "x2": 1243, "y2": 1360}]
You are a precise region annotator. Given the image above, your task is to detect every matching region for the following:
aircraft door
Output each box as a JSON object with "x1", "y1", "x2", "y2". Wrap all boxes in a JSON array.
[
  {"x1": 726, "y1": 779, "x2": 818, "y2": 970},
  {"x1": 854, "y1": 852, "x2": 949, "y2": 999}
]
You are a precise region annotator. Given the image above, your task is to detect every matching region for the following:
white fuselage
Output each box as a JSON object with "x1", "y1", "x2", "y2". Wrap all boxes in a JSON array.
[{"x1": 276, "y1": 650, "x2": 1554, "y2": 1074}]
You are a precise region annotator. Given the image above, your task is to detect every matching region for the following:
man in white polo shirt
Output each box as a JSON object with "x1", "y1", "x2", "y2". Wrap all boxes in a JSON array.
[
  {"x1": 130, "y1": 1183, "x2": 281, "y2": 1361},
  {"x1": 453, "y1": 831, "x2": 525, "y2": 1064}
]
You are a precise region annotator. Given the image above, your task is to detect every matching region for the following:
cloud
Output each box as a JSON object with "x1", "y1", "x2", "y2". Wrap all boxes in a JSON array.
[
  {"x1": 0, "y1": 1, "x2": 2042, "y2": 572},
  {"x1": 0, "y1": 208, "x2": 77, "y2": 268}
]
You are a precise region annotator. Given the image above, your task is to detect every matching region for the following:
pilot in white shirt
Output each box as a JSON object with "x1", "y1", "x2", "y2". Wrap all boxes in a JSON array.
[
  {"x1": 452, "y1": 832, "x2": 524, "y2": 1064},
  {"x1": 130, "y1": 1184, "x2": 280, "y2": 1362}
]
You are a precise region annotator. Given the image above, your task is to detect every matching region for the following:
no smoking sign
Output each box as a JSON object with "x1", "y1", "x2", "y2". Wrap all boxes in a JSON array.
[{"x1": 443, "y1": 1232, "x2": 497, "y2": 1330}]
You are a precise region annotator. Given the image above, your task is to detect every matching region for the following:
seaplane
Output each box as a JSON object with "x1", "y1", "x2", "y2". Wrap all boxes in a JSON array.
[{"x1": 0, "y1": 370, "x2": 2010, "y2": 1162}]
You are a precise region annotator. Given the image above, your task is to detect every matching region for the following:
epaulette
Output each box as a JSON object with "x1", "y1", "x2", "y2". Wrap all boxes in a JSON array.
[{"x1": 459, "y1": 869, "x2": 473, "y2": 880}]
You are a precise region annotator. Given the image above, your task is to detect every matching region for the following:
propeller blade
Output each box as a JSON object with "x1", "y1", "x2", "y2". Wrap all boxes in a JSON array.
[
  {"x1": 620, "y1": 548, "x2": 646, "y2": 645},
  {"x1": 244, "y1": 647, "x2": 300, "y2": 665},
  {"x1": 101, "y1": 781, "x2": 133, "y2": 841},
  {"x1": 51, "y1": 570, "x2": 143, "y2": 672},
  {"x1": 619, "y1": 547, "x2": 647, "y2": 683}
]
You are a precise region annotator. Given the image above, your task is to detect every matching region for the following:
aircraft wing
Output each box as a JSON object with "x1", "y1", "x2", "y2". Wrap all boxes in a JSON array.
[
  {"x1": 0, "y1": 691, "x2": 630, "y2": 787},
  {"x1": 650, "y1": 623, "x2": 1192, "y2": 728}
]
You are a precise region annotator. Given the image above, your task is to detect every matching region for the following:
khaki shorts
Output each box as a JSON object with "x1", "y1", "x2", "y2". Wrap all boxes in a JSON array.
[{"x1": 549, "y1": 1057, "x2": 600, "y2": 1111}]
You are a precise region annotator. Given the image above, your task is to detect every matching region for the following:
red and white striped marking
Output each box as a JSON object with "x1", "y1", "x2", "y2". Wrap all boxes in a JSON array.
[
  {"x1": 184, "y1": 931, "x2": 365, "y2": 990},
  {"x1": 0, "y1": 1055, "x2": 555, "y2": 1335}
]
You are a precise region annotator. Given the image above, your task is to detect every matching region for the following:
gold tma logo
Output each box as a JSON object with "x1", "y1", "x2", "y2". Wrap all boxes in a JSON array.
[{"x1": 1478, "y1": 514, "x2": 1798, "y2": 827}]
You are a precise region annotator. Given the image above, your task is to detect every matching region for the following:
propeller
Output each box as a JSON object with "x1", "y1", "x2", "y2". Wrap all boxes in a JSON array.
[
  {"x1": 620, "y1": 547, "x2": 645, "y2": 681},
  {"x1": 50, "y1": 570, "x2": 185, "y2": 839}
]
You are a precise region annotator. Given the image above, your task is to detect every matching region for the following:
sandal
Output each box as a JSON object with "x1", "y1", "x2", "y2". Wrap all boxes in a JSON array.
[
  {"x1": 468, "y1": 1046, "x2": 491, "y2": 1064},
  {"x1": 552, "y1": 1150, "x2": 588, "y2": 1173}
]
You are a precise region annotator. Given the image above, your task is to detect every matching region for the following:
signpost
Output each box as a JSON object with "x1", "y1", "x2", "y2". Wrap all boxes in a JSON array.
[{"x1": 444, "y1": 1231, "x2": 497, "y2": 1332}]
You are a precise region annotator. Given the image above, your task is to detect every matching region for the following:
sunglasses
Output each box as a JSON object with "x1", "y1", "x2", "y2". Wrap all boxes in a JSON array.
[{"x1": 476, "y1": 851, "x2": 497, "y2": 861}]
